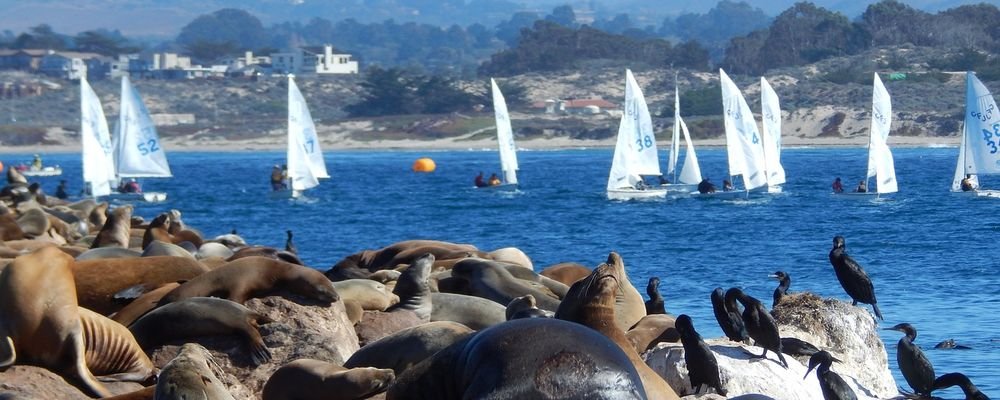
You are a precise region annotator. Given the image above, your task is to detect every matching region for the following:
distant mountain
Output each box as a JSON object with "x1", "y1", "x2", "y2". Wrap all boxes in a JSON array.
[{"x1": 1, "y1": 0, "x2": 996, "y2": 37}]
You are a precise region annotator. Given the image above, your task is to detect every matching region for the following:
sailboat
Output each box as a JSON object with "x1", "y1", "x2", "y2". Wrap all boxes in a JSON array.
[
  {"x1": 662, "y1": 79, "x2": 702, "y2": 193},
  {"x1": 80, "y1": 76, "x2": 116, "y2": 198},
  {"x1": 111, "y1": 76, "x2": 170, "y2": 202},
  {"x1": 478, "y1": 78, "x2": 518, "y2": 191},
  {"x1": 951, "y1": 71, "x2": 1000, "y2": 198},
  {"x1": 272, "y1": 74, "x2": 329, "y2": 199},
  {"x1": 838, "y1": 73, "x2": 897, "y2": 197},
  {"x1": 607, "y1": 69, "x2": 666, "y2": 200},
  {"x1": 711, "y1": 68, "x2": 768, "y2": 199},
  {"x1": 760, "y1": 76, "x2": 786, "y2": 192}
]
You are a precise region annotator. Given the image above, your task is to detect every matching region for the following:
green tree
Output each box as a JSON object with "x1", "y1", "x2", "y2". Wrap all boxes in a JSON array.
[
  {"x1": 345, "y1": 67, "x2": 419, "y2": 117},
  {"x1": 177, "y1": 8, "x2": 266, "y2": 61},
  {"x1": 73, "y1": 30, "x2": 138, "y2": 55},
  {"x1": 415, "y1": 75, "x2": 477, "y2": 113},
  {"x1": 13, "y1": 24, "x2": 67, "y2": 50}
]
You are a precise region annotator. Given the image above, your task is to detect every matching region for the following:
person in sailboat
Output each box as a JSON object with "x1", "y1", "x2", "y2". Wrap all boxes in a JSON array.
[
  {"x1": 31, "y1": 154, "x2": 42, "y2": 170},
  {"x1": 634, "y1": 179, "x2": 648, "y2": 190},
  {"x1": 270, "y1": 165, "x2": 287, "y2": 191},
  {"x1": 475, "y1": 172, "x2": 488, "y2": 188},
  {"x1": 120, "y1": 178, "x2": 141, "y2": 193},
  {"x1": 832, "y1": 177, "x2": 844, "y2": 193},
  {"x1": 55, "y1": 180, "x2": 68, "y2": 199},
  {"x1": 658, "y1": 175, "x2": 669, "y2": 185},
  {"x1": 855, "y1": 180, "x2": 867, "y2": 193},
  {"x1": 961, "y1": 174, "x2": 977, "y2": 192},
  {"x1": 722, "y1": 179, "x2": 734, "y2": 192},
  {"x1": 697, "y1": 178, "x2": 716, "y2": 194},
  {"x1": 488, "y1": 173, "x2": 501, "y2": 186}
]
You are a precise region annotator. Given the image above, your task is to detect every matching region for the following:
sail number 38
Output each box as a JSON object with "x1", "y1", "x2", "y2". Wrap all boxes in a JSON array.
[
  {"x1": 137, "y1": 139, "x2": 160, "y2": 155},
  {"x1": 635, "y1": 135, "x2": 653, "y2": 151},
  {"x1": 983, "y1": 123, "x2": 1000, "y2": 154}
]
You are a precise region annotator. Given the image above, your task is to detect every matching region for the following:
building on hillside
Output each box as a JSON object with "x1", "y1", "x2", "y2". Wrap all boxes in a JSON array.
[
  {"x1": 0, "y1": 49, "x2": 48, "y2": 71},
  {"x1": 38, "y1": 50, "x2": 107, "y2": 80},
  {"x1": 271, "y1": 45, "x2": 358, "y2": 75},
  {"x1": 149, "y1": 52, "x2": 192, "y2": 70},
  {"x1": 531, "y1": 98, "x2": 617, "y2": 115},
  {"x1": 223, "y1": 51, "x2": 272, "y2": 77}
]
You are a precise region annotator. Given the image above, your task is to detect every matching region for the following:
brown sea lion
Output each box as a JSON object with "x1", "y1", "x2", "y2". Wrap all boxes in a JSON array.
[
  {"x1": 227, "y1": 246, "x2": 303, "y2": 266},
  {"x1": 486, "y1": 247, "x2": 533, "y2": 269},
  {"x1": 140, "y1": 240, "x2": 194, "y2": 259},
  {"x1": 539, "y1": 262, "x2": 591, "y2": 286},
  {"x1": 87, "y1": 202, "x2": 109, "y2": 231},
  {"x1": 607, "y1": 252, "x2": 648, "y2": 331},
  {"x1": 355, "y1": 253, "x2": 434, "y2": 345},
  {"x1": 327, "y1": 240, "x2": 478, "y2": 280},
  {"x1": 72, "y1": 256, "x2": 209, "y2": 315},
  {"x1": 14, "y1": 208, "x2": 49, "y2": 238},
  {"x1": 554, "y1": 254, "x2": 681, "y2": 400},
  {"x1": 90, "y1": 205, "x2": 133, "y2": 249},
  {"x1": 262, "y1": 359, "x2": 394, "y2": 400},
  {"x1": 110, "y1": 282, "x2": 182, "y2": 326},
  {"x1": 386, "y1": 318, "x2": 646, "y2": 400},
  {"x1": 626, "y1": 314, "x2": 679, "y2": 353},
  {"x1": 505, "y1": 294, "x2": 550, "y2": 320},
  {"x1": 140, "y1": 214, "x2": 172, "y2": 250},
  {"x1": 0, "y1": 246, "x2": 111, "y2": 397},
  {"x1": 0, "y1": 213, "x2": 25, "y2": 241},
  {"x1": 345, "y1": 321, "x2": 473, "y2": 375},
  {"x1": 430, "y1": 292, "x2": 506, "y2": 330},
  {"x1": 332, "y1": 279, "x2": 398, "y2": 311},
  {"x1": 76, "y1": 307, "x2": 155, "y2": 382},
  {"x1": 128, "y1": 297, "x2": 272, "y2": 366},
  {"x1": 154, "y1": 343, "x2": 235, "y2": 400},
  {"x1": 158, "y1": 256, "x2": 339, "y2": 306},
  {"x1": 99, "y1": 386, "x2": 155, "y2": 400},
  {"x1": 449, "y1": 258, "x2": 561, "y2": 312}
]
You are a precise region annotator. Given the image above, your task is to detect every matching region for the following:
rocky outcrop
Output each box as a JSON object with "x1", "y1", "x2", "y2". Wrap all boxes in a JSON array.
[
  {"x1": 0, "y1": 365, "x2": 144, "y2": 399},
  {"x1": 646, "y1": 293, "x2": 895, "y2": 400}
]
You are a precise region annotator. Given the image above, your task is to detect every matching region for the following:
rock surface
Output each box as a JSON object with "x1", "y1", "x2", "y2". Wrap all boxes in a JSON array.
[
  {"x1": 646, "y1": 292, "x2": 895, "y2": 400},
  {"x1": 0, "y1": 365, "x2": 144, "y2": 399}
]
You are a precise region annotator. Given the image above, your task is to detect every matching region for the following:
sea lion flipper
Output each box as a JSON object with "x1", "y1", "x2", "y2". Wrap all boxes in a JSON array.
[
  {"x1": 245, "y1": 319, "x2": 272, "y2": 366},
  {"x1": 0, "y1": 336, "x2": 15, "y2": 367},
  {"x1": 70, "y1": 332, "x2": 112, "y2": 397}
]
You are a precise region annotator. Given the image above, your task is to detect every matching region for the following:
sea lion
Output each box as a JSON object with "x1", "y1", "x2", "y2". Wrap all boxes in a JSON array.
[
  {"x1": 449, "y1": 257, "x2": 561, "y2": 312},
  {"x1": 111, "y1": 282, "x2": 182, "y2": 326},
  {"x1": 72, "y1": 256, "x2": 210, "y2": 315},
  {"x1": 90, "y1": 205, "x2": 133, "y2": 249},
  {"x1": 332, "y1": 279, "x2": 399, "y2": 311},
  {"x1": 227, "y1": 246, "x2": 303, "y2": 266},
  {"x1": 626, "y1": 314, "x2": 679, "y2": 353},
  {"x1": 129, "y1": 297, "x2": 272, "y2": 366},
  {"x1": 155, "y1": 343, "x2": 235, "y2": 400},
  {"x1": 345, "y1": 321, "x2": 474, "y2": 375},
  {"x1": 498, "y1": 262, "x2": 569, "y2": 299},
  {"x1": 158, "y1": 256, "x2": 339, "y2": 306},
  {"x1": 486, "y1": 247, "x2": 533, "y2": 269},
  {"x1": 15, "y1": 208, "x2": 49, "y2": 238},
  {"x1": 430, "y1": 292, "x2": 506, "y2": 330},
  {"x1": 607, "y1": 252, "x2": 647, "y2": 331},
  {"x1": 0, "y1": 213, "x2": 25, "y2": 240},
  {"x1": 539, "y1": 262, "x2": 591, "y2": 286},
  {"x1": 140, "y1": 214, "x2": 172, "y2": 250},
  {"x1": 387, "y1": 318, "x2": 647, "y2": 400},
  {"x1": 99, "y1": 386, "x2": 155, "y2": 400},
  {"x1": 196, "y1": 242, "x2": 235, "y2": 260},
  {"x1": 327, "y1": 240, "x2": 478, "y2": 280},
  {"x1": 555, "y1": 255, "x2": 681, "y2": 400},
  {"x1": 75, "y1": 247, "x2": 143, "y2": 261},
  {"x1": 0, "y1": 246, "x2": 111, "y2": 397},
  {"x1": 262, "y1": 359, "x2": 394, "y2": 400},
  {"x1": 140, "y1": 240, "x2": 194, "y2": 259},
  {"x1": 505, "y1": 294, "x2": 550, "y2": 320},
  {"x1": 368, "y1": 269, "x2": 401, "y2": 283},
  {"x1": 355, "y1": 254, "x2": 434, "y2": 345},
  {"x1": 76, "y1": 307, "x2": 155, "y2": 382}
]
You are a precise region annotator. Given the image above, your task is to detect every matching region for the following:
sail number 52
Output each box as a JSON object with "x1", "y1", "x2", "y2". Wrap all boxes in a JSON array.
[{"x1": 137, "y1": 139, "x2": 160, "y2": 155}]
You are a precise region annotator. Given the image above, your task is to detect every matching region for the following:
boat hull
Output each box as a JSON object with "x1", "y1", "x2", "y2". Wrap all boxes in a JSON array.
[
  {"x1": 105, "y1": 192, "x2": 167, "y2": 203},
  {"x1": 19, "y1": 167, "x2": 62, "y2": 177},
  {"x1": 953, "y1": 189, "x2": 1000, "y2": 198},
  {"x1": 607, "y1": 188, "x2": 667, "y2": 200},
  {"x1": 660, "y1": 183, "x2": 698, "y2": 193},
  {"x1": 692, "y1": 190, "x2": 748, "y2": 200},
  {"x1": 269, "y1": 189, "x2": 303, "y2": 199},
  {"x1": 477, "y1": 184, "x2": 518, "y2": 192}
]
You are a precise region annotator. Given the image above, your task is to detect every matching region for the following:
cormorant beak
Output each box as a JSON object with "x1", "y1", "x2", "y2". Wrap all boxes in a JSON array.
[
  {"x1": 830, "y1": 355, "x2": 843, "y2": 363},
  {"x1": 803, "y1": 365, "x2": 815, "y2": 380},
  {"x1": 768, "y1": 274, "x2": 779, "y2": 279}
]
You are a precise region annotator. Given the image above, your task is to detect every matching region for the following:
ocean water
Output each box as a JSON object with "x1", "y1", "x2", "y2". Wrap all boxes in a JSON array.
[{"x1": 12, "y1": 147, "x2": 998, "y2": 399}]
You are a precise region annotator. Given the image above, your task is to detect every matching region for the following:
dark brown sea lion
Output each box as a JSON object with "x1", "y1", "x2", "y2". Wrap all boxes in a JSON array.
[
  {"x1": 327, "y1": 240, "x2": 478, "y2": 280},
  {"x1": 449, "y1": 258, "x2": 561, "y2": 312},
  {"x1": 77, "y1": 307, "x2": 155, "y2": 382},
  {"x1": 0, "y1": 246, "x2": 111, "y2": 397},
  {"x1": 0, "y1": 213, "x2": 25, "y2": 241},
  {"x1": 90, "y1": 205, "x2": 133, "y2": 249},
  {"x1": 72, "y1": 256, "x2": 210, "y2": 315},
  {"x1": 607, "y1": 252, "x2": 647, "y2": 331},
  {"x1": 158, "y1": 256, "x2": 339, "y2": 306},
  {"x1": 540, "y1": 262, "x2": 592, "y2": 286},
  {"x1": 99, "y1": 386, "x2": 155, "y2": 400},
  {"x1": 262, "y1": 359, "x2": 394, "y2": 400},
  {"x1": 140, "y1": 214, "x2": 172, "y2": 250},
  {"x1": 154, "y1": 343, "x2": 234, "y2": 400},
  {"x1": 227, "y1": 246, "x2": 303, "y2": 266},
  {"x1": 386, "y1": 318, "x2": 647, "y2": 400},
  {"x1": 344, "y1": 321, "x2": 474, "y2": 375},
  {"x1": 128, "y1": 297, "x2": 272, "y2": 366},
  {"x1": 110, "y1": 282, "x2": 182, "y2": 326},
  {"x1": 555, "y1": 254, "x2": 680, "y2": 400},
  {"x1": 354, "y1": 253, "x2": 434, "y2": 345}
]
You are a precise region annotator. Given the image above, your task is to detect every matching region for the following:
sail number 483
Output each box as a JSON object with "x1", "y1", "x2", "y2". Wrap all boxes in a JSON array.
[
  {"x1": 983, "y1": 123, "x2": 1000, "y2": 154},
  {"x1": 137, "y1": 139, "x2": 160, "y2": 155}
]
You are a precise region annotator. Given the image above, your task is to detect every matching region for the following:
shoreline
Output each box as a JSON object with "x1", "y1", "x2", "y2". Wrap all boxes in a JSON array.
[{"x1": 0, "y1": 135, "x2": 960, "y2": 155}]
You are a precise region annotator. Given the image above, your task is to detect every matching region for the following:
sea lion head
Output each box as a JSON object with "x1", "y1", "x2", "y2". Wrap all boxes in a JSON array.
[
  {"x1": 343, "y1": 367, "x2": 395, "y2": 398},
  {"x1": 284, "y1": 265, "x2": 340, "y2": 304}
]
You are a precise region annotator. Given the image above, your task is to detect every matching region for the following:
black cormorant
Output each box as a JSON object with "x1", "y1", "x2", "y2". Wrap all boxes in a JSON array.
[
  {"x1": 886, "y1": 323, "x2": 935, "y2": 396},
  {"x1": 285, "y1": 230, "x2": 297, "y2": 254},
  {"x1": 933, "y1": 372, "x2": 990, "y2": 400},
  {"x1": 828, "y1": 235, "x2": 883, "y2": 320},
  {"x1": 711, "y1": 287, "x2": 747, "y2": 343},
  {"x1": 804, "y1": 350, "x2": 857, "y2": 400},
  {"x1": 769, "y1": 271, "x2": 790, "y2": 308},
  {"x1": 781, "y1": 337, "x2": 821, "y2": 357},
  {"x1": 645, "y1": 277, "x2": 666, "y2": 315},
  {"x1": 729, "y1": 288, "x2": 788, "y2": 368},
  {"x1": 675, "y1": 314, "x2": 726, "y2": 396}
]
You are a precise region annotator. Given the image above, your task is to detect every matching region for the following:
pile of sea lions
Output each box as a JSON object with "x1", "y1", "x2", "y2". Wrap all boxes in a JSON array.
[{"x1": 0, "y1": 168, "x2": 991, "y2": 399}]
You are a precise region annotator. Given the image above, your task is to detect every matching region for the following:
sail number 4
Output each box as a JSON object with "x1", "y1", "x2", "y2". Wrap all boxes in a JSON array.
[
  {"x1": 983, "y1": 123, "x2": 1000, "y2": 154},
  {"x1": 137, "y1": 139, "x2": 160, "y2": 155}
]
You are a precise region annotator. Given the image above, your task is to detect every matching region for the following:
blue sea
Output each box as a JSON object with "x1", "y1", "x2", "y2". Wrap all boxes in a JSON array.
[{"x1": 11, "y1": 147, "x2": 998, "y2": 399}]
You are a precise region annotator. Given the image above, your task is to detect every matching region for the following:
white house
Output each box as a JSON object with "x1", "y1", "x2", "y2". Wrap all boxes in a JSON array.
[{"x1": 271, "y1": 45, "x2": 358, "y2": 75}]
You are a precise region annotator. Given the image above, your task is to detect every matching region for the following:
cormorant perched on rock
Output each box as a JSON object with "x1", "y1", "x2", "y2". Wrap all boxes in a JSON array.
[
  {"x1": 769, "y1": 271, "x2": 790, "y2": 308},
  {"x1": 285, "y1": 230, "x2": 297, "y2": 254},
  {"x1": 645, "y1": 277, "x2": 665, "y2": 315},
  {"x1": 729, "y1": 288, "x2": 787, "y2": 368},
  {"x1": 675, "y1": 314, "x2": 726, "y2": 396},
  {"x1": 934, "y1": 339, "x2": 973, "y2": 350},
  {"x1": 828, "y1": 235, "x2": 883, "y2": 320},
  {"x1": 711, "y1": 287, "x2": 747, "y2": 343},
  {"x1": 886, "y1": 323, "x2": 935, "y2": 396},
  {"x1": 933, "y1": 372, "x2": 990, "y2": 400},
  {"x1": 781, "y1": 337, "x2": 821, "y2": 357},
  {"x1": 804, "y1": 350, "x2": 857, "y2": 400}
]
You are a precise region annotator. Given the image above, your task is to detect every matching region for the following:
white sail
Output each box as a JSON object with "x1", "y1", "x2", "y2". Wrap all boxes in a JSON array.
[
  {"x1": 719, "y1": 69, "x2": 767, "y2": 191},
  {"x1": 113, "y1": 76, "x2": 171, "y2": 178},
  {"x1": 964, "y1": 72, "x2": 1000, "y2": 178},
  {"x1": 80, "y1": 77, "x2": 116, "y2": 197},
  {"x1": 287, "y1": 75, "x2": 328, "y2": 192},
  {"x1": 952, "y1": 120, "x2": 978, "y2": 191},
  {"x1": 760, "y1": 77, "x2": 786, "y2": 185},
  {"x1": 607, "y1": 69, "x2": 661, "y2": 191},
  {"x1": 668, "y1": 85, "x2": 681, "y2": 177},
  {"x1": 867, "y1": 73, "x2": 897, "y2": 194},
  {"x1": 491, "y1": 78, "x2": 518, "y2": 185},
  {"x1": 677, "y1": 115, "x2": 702, "y2": 184}
]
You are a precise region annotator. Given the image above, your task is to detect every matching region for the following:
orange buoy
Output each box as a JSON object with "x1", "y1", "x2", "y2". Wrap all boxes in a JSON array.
[
  {"x1": 0, "y1": 161, "x2": 4, "y2": 172},
  {"x1": 412, "y1": 157, "x2": 436, "y2": 173}
]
